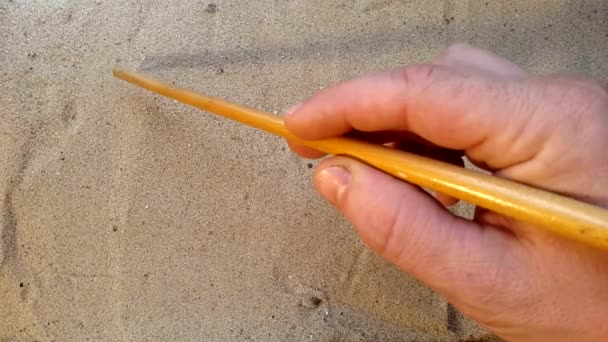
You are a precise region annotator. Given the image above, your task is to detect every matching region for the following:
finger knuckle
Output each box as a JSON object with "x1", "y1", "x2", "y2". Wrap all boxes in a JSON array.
[
  {"x1": 375, "y1": 195, "x2": 439, "y2": 270},
  {"x1": 397, "y1": 63, "x2": 445, "y2": 87},
  {"x1": 541, "y1": 76, "x2": 607, "y2": 107},
  {"x1": 434, "y1": 43, "x2": 474, "y2": 63},
  {"x1": 444, "y1": 42, "x2": 474, "y2": 55},
  {"x1": 366, "y1": 193, "x2": 410, "y2": 261},
  {"x1": 377, "y1": 208, "x2": 403, "y2": 258},
  {"x1": 538, "y1": 76, "x2": 608, "y2": 122}
]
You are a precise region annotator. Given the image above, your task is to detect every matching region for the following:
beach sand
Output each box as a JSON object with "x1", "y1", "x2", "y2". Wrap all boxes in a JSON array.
[{"x1": 1, "y1": 0, "x2": 607, "y2": 340}]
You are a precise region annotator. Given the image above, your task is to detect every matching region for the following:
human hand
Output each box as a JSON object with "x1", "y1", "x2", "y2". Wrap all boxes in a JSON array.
[{"x1": 284, "y1": 44, "x2": 608, "y2": 341}]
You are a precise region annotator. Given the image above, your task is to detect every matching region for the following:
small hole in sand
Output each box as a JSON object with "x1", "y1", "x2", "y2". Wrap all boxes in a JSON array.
[{"x1": 205, "y1": 3, "x2": 217, "y2": 13}]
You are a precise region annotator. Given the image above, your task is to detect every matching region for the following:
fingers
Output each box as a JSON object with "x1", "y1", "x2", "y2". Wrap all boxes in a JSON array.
[
  {"x1": 284, "y1": 69, "x2": 422, "y2": 139},
  {"x1": 313, "y1": 156, "x2": 518, "y2": 294},
  {"x1": 285, "y1": 45, "x2": 542, "y2": 169},
  {"x1": 284, "y1": 64, "x2": 502, "y2": 161},
  {"x1": 283, "y1": 63, "x2": 500, "y2": 146}
]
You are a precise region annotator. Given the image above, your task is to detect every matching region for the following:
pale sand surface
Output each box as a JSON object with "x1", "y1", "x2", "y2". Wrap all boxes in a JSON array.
[{"x1": 1, "y1": 1, "x2": 607, "y2": 341}]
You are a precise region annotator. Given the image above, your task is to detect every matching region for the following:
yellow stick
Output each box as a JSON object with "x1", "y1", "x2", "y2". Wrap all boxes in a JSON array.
[{"x1": 113, "y1": 69, "x2": 608, "y2": 249}]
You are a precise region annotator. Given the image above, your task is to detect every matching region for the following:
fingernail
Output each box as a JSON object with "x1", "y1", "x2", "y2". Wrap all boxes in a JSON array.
[
  {"x1": 316, "y1": 166, "x2": 351, "y2": 205},
  {"x1": 284, "y1": 103, "x2": 301, "y2": 117}
]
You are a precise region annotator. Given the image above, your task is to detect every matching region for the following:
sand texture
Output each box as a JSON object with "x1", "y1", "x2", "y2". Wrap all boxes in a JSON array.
[{"x1": 1, "y1": 0, "x2": 607, "y2": 341}]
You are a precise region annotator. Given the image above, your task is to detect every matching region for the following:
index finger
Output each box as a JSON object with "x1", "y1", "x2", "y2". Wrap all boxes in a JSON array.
[{"x1": 284, "y1": 63, "x2": 525, "y2": 154}]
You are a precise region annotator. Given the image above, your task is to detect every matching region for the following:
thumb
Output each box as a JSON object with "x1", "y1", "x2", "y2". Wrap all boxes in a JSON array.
[{"x1": 314, "y1": 156, "x2": 519, "y2": 298}]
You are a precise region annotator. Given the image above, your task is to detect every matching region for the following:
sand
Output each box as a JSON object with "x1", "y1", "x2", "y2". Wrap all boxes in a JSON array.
[{"x1": 1, "y1": 0, "x2": 607, "y2": 341}]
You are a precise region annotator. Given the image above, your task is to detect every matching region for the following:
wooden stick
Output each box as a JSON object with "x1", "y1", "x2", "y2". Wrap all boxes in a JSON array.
[{"x1": 113, "y1": 68, "x2": 608, "y2": 249}]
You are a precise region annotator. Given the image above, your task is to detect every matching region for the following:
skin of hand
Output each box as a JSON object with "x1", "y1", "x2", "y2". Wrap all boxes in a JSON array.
[{"x1": 284, "y1": 44, "x2": 608, "y2": 341}]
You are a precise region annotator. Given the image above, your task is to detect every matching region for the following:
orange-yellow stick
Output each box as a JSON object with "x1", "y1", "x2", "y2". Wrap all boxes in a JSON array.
[{"x1": 113, "y1": 69, "x2": 608, "y2": 250}]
